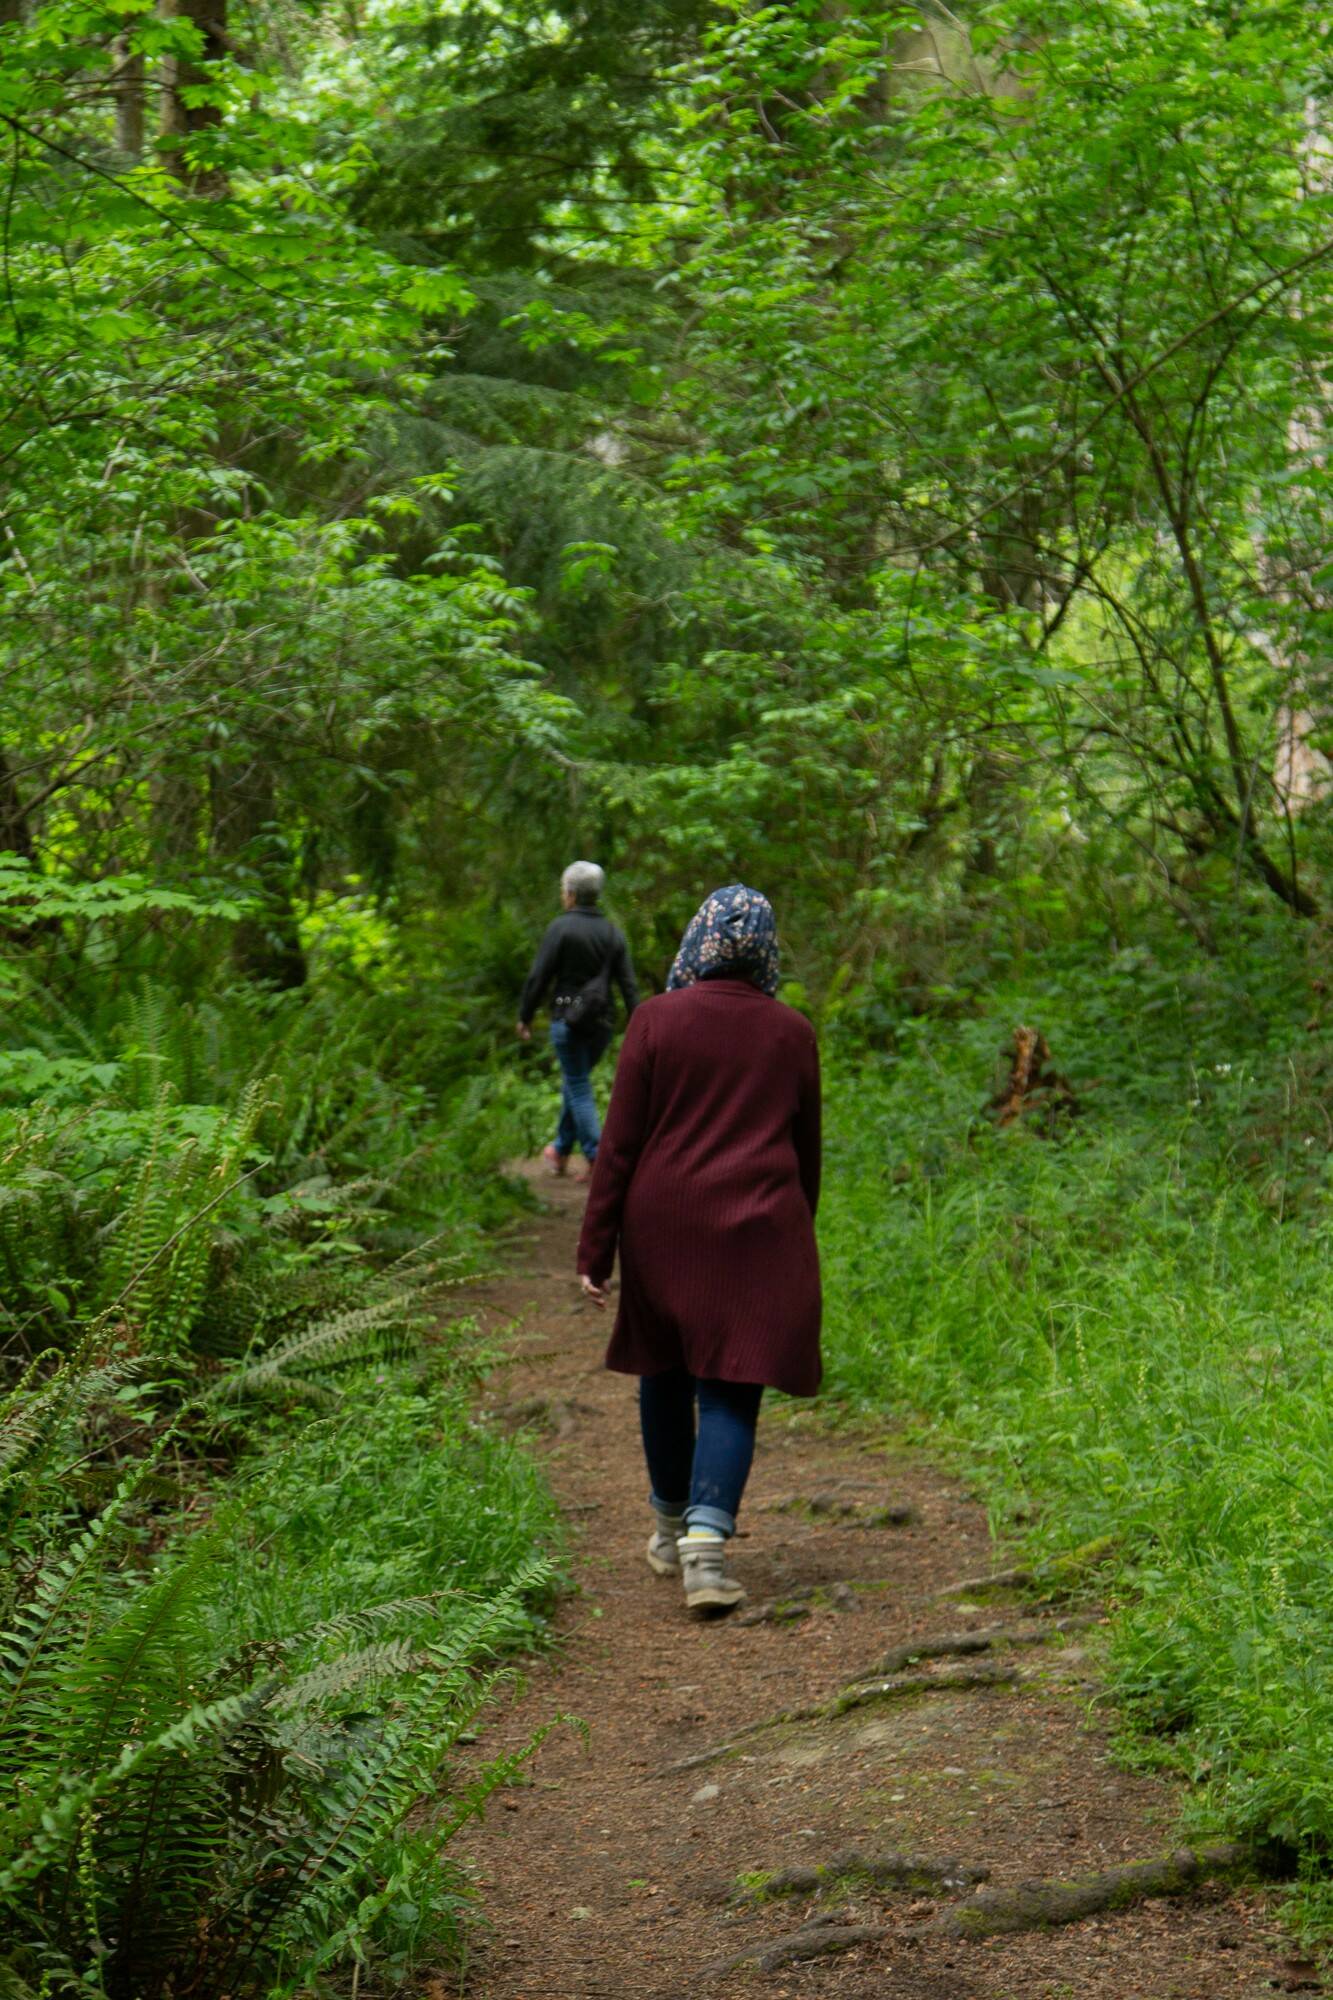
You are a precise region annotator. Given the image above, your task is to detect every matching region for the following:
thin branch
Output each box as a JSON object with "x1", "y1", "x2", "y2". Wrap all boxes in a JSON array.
[
  {"x1": 913, "y1": 224, "x2": 1333, "y2": 555},
  {"x1": 0, "y1": 111, "x2": 293, "y2": 305}
]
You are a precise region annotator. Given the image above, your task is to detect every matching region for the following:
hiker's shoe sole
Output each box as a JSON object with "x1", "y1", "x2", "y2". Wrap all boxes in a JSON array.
[
  {"x1": 680, "y1": 1546, "x2": 746, "y2": 1615},
  {"x1": 684, "y1": 1583, "x2": 746, "y2": 1615}
]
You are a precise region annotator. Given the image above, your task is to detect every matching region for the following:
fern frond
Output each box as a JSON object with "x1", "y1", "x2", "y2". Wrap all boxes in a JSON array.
[
  {"x1": 0, "y1": 1451, "x2": 161, "y2": 1745},
  {"x1": 0, "y1": 1350, "x2": 142, "y2": 1529},
  {"x1": 222, "y1": 1562, "x2": 551, "y2": 1979},
  {"x1": 41, "y1": 1540, "x2": 235, "y2": 1978},
  {"x1": 0, "y1": 1680, "x2": 271, "y2": 1898},
  {"x1": 0, "y1": 1353, "x2": 67, "y2": 1491},
  {"x1": 274, "y1": 1696, "x2": 571, "y2": 1995},
  {"x1": 208, "y1": 1295, "x2": 419, "y2": 1404},
  {"x1": 289, "y1": 1592, "x2": 456, "y2": 1652},
  {"x1": 266, "y1": 1638, "x2": 421, "y2": 1717}
]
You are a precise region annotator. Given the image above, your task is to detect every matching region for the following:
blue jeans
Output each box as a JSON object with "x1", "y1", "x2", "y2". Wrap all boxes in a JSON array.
[
  {"x1": 638, "y1": 1368, "x2": 764, "y2": 1537},
  {"x1": 550, "y1": 1017, "x2": 611, "y2": 1160}
]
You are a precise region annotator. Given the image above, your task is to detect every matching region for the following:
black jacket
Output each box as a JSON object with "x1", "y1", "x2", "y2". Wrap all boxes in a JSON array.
[{"x1": 519, "y1": 908, "x2": 639, "y2": 1027}]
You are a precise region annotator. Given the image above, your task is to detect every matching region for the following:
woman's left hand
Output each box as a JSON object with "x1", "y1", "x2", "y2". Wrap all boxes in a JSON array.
[{"x1": 579, "y1": 1273, "x2": 609, "y2": 1310}]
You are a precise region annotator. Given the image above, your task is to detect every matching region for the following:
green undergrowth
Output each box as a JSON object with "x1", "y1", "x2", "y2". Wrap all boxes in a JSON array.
[
  {"x1": 819, "y1": 935, "x2": 1333, "y2": 1931},
  {"x1": 0, "y1": 962, "x2": 560, "y2": 1997}
]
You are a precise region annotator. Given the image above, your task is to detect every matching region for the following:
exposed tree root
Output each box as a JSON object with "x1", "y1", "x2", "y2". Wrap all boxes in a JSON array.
[
  {"x1": 941, "y1": 1535, "x2": 1119, "y2": 1600},
  {"x1": 659, "y1": 1737, "x2": 759, "y2": 1776},
  {"x1": 861, "y1": 1502, "x2": 920, "y2": 1528},
  {"x1": 487, "y1": 1392, "x2": 583, "y2": 1437},
  {"x1": 826, "y1": 1662, "x2": 1019, "y2": 1717},
  {"x1": 941, "y1": 1562, "x2": 1040, "y2": 1594},
  {"x1": 735, "y1": 1580, "x2": 858, "y2": 1627},
  {"x1": 703, "y1": 1914, "x2": 884, "y2": 1977},
  {"x1": 662, "y1": 1614, "x2": 1102, "y2": 1775},
  {"x1": 928, "y1": 1842, "x2": 1251, "y2": 1940},
  {"x1": 858, "y1": 1611, "x2": 1103, "y2": 1680},
  {"x1": 765, "y1": 1490, "x2": 919, "y2": 1527},
  {"x1": 768, "y1": 1490, "x2": 861, "y2": 1519},
  {"x1": 734, "y1": 1598, "x2": 814, "y2": 1627},
  {"x1": 657, "y1": 1664, "x2": 1019, "y2": 1775},
  {"x1": 733, "y1": 1846, "x2": 989, "y2": 1904}
]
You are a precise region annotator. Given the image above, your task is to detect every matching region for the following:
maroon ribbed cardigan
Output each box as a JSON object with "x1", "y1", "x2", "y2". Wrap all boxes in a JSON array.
[{"x1": 576, "y1": 978, "x2": 822, "y2": 1396}]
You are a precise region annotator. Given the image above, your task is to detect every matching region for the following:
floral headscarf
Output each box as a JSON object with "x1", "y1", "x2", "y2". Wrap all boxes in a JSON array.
[{"x1": 667, "y1": 884, "x2": 780, "y2": 997}]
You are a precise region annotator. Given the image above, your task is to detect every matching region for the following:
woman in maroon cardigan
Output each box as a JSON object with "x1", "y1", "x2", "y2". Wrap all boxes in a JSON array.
[{"x1": 577, "y1": 885, "x2": 821, "y2": 1615}]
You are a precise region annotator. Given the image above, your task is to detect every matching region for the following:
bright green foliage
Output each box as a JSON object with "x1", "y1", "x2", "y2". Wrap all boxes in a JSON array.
[
  {"x1": 0, "y1": 896, "x2": 557, "y2": 1990},
  {"x1": 0, "y1": 1435, "x2": 554, "y2": 1995},
  {"x1": 8, "y1": 0, "x2": 1333, "y2": 959},
  {"x1": 606, "y1": 0, "x2": 1333, "y2": 943},
  {"x1": 818, "y1": 935, "x2": 1333, "y2": 1922},
  {"x1": 94, "y1": 1076, "x2": 273, "y2": 1351},
  {"x1": 0, "y1": 0, "x2": 570, "y2": 973},
  {"x1": 11, "y1": 0, "x2": 1333, "y2": 1974},
  {"x1": 0, "y1": 1084, "x2": 558, "y2": 1993}
]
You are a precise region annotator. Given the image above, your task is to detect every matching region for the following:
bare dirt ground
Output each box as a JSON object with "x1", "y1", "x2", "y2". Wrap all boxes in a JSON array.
[{"x1": 452, "y1": 1167, "x2": 1307, "y2": 2000}]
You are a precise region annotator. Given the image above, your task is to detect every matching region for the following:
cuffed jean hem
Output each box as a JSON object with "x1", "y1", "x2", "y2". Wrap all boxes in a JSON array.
[
  {"x1": 684, "y1": 1503, "x2": 735, "y2": 1537},
  {"x1": 649, "y1": 1489, "x2": 688, "y2": 1517}
]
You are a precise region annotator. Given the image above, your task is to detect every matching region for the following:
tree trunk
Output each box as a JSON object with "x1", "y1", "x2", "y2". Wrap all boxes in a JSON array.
[
  {"x1": 113, "y1": 34, "x2": 146, "y2": 159},
  {"x1": 0, "y1": 749, "x2": 38, "y2": 864},
  {"x1": 150, "y1": 764, "x2": 203, "y2": 872},
  {"x1": 0, "y1": 748, "x2": 58, "y2": 945},
  {"x1": 159, "y1": 0, "x2": 227, "y2": 194},
  {"x1": 964, "y1": 747, "x2": 1016, "y2": 882},
  {"x1": 966, "y1": 493, "x2": 1044, "y2": 880},
  {"x1": 1275, "y1": 702, "x2": 1331, "y2": 811},
  {"x1": 209, "y1": 752, "x2": 307, "y2": 990},
  {"x1": 1267, "y1": 99, "x2": 1332, "y2": 815}
]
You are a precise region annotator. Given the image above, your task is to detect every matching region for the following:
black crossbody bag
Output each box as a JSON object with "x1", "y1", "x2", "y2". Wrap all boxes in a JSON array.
[{"x1": 563, "y1": 960, "x2": 612, "y2": 1034}]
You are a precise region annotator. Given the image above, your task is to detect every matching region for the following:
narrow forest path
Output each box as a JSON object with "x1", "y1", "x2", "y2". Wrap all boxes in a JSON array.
[{"x1": 453, "y1": 1167, "x2": 1296, "y2": 2000}]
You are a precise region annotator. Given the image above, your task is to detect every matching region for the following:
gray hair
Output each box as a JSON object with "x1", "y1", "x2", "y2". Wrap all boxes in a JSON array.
[{"x1": 562, "y1": 860, "x2": 605, "y2": 906}]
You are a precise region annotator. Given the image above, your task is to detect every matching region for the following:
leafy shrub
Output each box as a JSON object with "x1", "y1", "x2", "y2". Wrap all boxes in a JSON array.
[
  {"x1": 819, "y1": 948, "x2": 1333, "y2": 1921},
  {"x1": 0, "y1": 947, "x2": 560, "y2": 1993},
  {"x1": 0, "y1": 1332, "x2": 559, "y2": 1996}
]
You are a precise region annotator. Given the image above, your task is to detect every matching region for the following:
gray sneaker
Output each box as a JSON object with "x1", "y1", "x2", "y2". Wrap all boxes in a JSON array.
[
  {"x1": 646, "y1": 1508, "x2": 686, "y2": 1576},
  {"x1": 679, "y1": 1537, "x2": 746, "y2": 1615}
]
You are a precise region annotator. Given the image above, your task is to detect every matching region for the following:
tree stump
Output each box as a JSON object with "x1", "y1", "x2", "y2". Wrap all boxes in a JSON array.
[{"x1": 986, "y1": 1026, "x2": 1081, "y2": 1131}]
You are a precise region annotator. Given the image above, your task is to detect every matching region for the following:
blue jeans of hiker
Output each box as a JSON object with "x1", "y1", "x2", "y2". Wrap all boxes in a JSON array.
[
  {"x1": 550, "y1": 1017, "x2": 611, "y2": 1161},
  {"x1": 638, "y1": 1369, "x2": 765, "y2": 1537}
]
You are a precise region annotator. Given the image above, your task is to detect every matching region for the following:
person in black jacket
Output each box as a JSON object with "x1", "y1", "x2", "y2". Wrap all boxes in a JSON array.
[{"x1": 517, "y1": 861, "x2": 639, "y2": 1176}]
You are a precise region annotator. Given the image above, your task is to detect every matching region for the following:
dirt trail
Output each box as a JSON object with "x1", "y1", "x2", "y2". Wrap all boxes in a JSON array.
[{"x1": 454, "y1": 1168, "x2": 1297, "y2": 2000}]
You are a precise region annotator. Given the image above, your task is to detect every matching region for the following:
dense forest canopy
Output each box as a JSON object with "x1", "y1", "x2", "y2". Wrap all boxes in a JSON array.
[
  {"x1": 7, "y1": 0, "x2": 1333, "y2": 990},
  {"x1": 8, "y1": 1, "x2": 1333, "y2": 1993}
]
